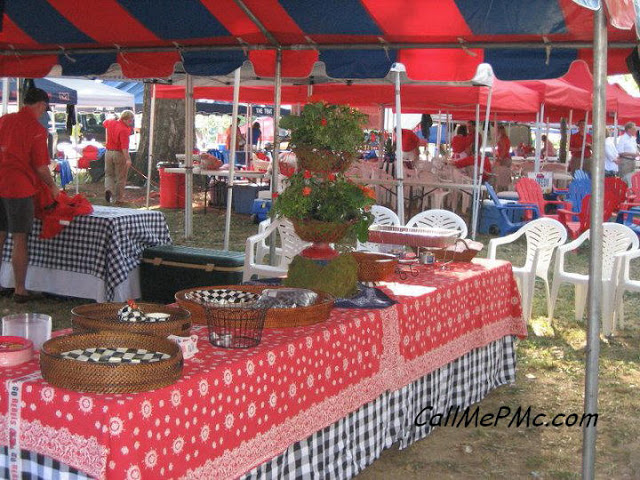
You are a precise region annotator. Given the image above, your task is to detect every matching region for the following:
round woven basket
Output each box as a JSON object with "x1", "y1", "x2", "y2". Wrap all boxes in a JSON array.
[
  {"x1": 292, "y1": 219, "x2": 353, "y2": 244},
  {"x1": 293, "y1": 146, "x2": 355, "y2": 173},
  {"x1": 175, "y1": 285, "x2": 334, "y2": 328},
  {"x1": 431, "y1": 239, "x2": 483, "y2": 263},
  {"x1": 351, "y1": 252, "x2": 398, "y2": 282},
  {"x1": 71, "y1": 303, "x2": 191, "y2": 337},
  {"x1": 40, "y1": 332, "x2": 183, "y2": 394}
]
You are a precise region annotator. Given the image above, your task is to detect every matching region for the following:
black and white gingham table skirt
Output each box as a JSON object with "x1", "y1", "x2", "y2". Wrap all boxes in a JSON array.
[
  {"x1": 0, "y1": 336, "x2": 516, "y2": 480},
  {"x1": 1, "y1": 206, "x2": 171, "y2": 301}
]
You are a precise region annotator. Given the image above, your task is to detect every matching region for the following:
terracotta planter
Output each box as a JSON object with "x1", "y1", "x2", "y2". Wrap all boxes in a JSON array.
[
  {"x1": 292, "y1": 219, "x2": 352, "y2": 259},
  {"x1": 293, "y1": 146, "x2": 356, "y2": 173}
]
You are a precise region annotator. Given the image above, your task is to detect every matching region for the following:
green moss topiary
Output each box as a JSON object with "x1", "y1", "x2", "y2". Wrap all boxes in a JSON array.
[{"x1": 284, "y1": 253, "x2": 358, "y2": 298}]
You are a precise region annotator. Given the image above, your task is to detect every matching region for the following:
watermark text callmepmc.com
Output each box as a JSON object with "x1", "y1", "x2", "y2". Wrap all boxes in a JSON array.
[{"x1": 414, "y1": 405, "x2": 598, "y2": 429}]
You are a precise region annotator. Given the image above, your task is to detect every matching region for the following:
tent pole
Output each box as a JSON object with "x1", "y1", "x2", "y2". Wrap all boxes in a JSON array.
[
  {"x1": 534, "y1": 103, "x2": 544, "y2": 172},
  {"x1": 580, "y1": 110, "x2": 589, "y2": 170},
  {"x1": 613, "y1": 112, "x2": 618, "y2": 147},
  {"x1": 472, "y1": 86, "x2": 493, "y2": 239},
  {"x1": 435, "y1": 110, "x2": 442, "y2": 162},
  {"x1": 145, "y1": 84, "x2": 156, "y2": 209},
  {"x1": 223, "y1": 68, "x2": 241, "y2": 251},
  {"x1": 378, "y1": 104, "x2": 385, "y2": 164},
  {"x1": 269, "y1": 49, "x2": 282, "y2": 264},
  {"x1": 583, "y1": 6, "x2": 606, "y2": 479},
  {"x1": 470, "y1": 104, "x2": 480, "y2": 240},
  {"x1": 247, "y1": 103, "x2": 252, "y2": 166},
  {"x1": 393, "y1": 68, "x2": 405, "y2": 224},
  {"x1": 184, "y1": 74, "x2": 194, "y2": 238},
  {"x1": 1, "y1": 79, "x2": 8, "y2": 116}
]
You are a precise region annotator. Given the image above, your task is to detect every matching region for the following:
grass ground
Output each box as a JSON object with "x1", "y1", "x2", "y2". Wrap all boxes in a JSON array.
[{"x1": 2, "y1": 180, "x2": 639, "y2": 479}]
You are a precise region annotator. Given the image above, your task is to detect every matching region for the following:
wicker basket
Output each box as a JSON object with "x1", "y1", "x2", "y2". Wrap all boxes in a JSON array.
[
  {"x1": 431, "y1": 239, "x2": 483, "y2": 263},
  {"x1": 40, "y1": 332, "x2": 183, "y2": 393},
  {"x1": 351, "y1": 252, "x2": 398, "y2": 282},
  {"x1": 175, "y1": 285, "x2": 334, "y2": 328},
  {"x1": 293, "y1": 219, "x2": 353, "y2": 244},
  {"x1": 71, "y1": 303, "x2": 191, "y2": 337}
]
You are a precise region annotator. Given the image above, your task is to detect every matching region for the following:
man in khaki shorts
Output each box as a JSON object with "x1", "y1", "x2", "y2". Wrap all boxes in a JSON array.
[
  {"x1": 103, "y1": 110, "x2": 134, "y2": 205},
  {"x1": 616, "y1": 121, "x2": 638, "y2": 185},
  {"x1": 0, "y1": 88, "x2": 60, "y2": 303}
]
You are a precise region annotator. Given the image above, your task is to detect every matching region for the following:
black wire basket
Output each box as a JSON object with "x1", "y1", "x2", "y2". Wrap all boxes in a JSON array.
[{"x1": 204, "y1": 303, "x2": 267, "y2": 349}]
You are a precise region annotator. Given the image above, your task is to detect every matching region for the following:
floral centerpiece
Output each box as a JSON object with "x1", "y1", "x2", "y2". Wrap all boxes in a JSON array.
[
  {"x1": 279, "y1": 102, "x2": 367, "y2": 172},
  {"x1": 272, "y1": 103, "x2": 375, "y2": 296}
]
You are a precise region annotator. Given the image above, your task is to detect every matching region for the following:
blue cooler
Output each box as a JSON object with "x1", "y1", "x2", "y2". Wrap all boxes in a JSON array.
[
  {"x1": 478, "y1": 200, "x2": 523, "y2": 235},
  {"x1": 232, "y1": 184, "x2": 270, "y2": 214},
  {"x1": 251, "y1": 198, "x2": 272, "y2": 222}
]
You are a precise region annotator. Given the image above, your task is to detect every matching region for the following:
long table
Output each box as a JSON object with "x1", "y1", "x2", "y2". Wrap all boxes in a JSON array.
[
  {"x1": 0, "y1": 206, "x2": 171, "y2": 302},
  {"x1": 0, "y1": 259, "x2": 526, "y2": 479}
]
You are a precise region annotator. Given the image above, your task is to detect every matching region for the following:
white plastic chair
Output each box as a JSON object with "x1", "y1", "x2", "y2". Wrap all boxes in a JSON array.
[
  {"x1": 255, "y1": 219, "x2": 277, "y2": 264},
  {"x1": 406, "y1": 209, "x2": 468, "y2": 239},
  {"x1": 357, "y1": 205, "x2": 401, "y2": 252},
  {"x1": 488, "y1": 218, "x2": 567, "y2": 322},
  {"x1": 243, "y1": 218, "x2": 310, "y2": 282},
  {"x1": 613, "y1": 249, "x2": 640, "y2": 332},
  {"x1": 549, "y1": 223, "x2": 638, "y2": 335}
]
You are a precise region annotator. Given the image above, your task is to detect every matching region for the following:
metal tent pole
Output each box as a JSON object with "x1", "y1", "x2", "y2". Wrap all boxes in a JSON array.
[
  {"x1": 435, "y1": 110, "x2": 442, "y2": 162},
  {"x1": 1, "y1": 79, "x2": 8, "y2": 115},
  {"x1": 269, "y1": 49, "x2": 282, "y2": 264},
  {"x1": 224, "y1": 68, "x2": 241, "y2": 251},
  {"x1": 470, "y1": 104, "x2": 481, "y2": 240},
  {"x1": 145, "y1": 84, "x2": 157, "y2": 209},
  {"x1": 184, "y1": 74, "x2": 194, "y2": 238},
  {"x1": 393, "y1": 66, "x2": 405, "y2": 224},
  {"x1": 472, "y1": 85, "x2": 493, "y2": 239},
  {"x1": 583, "y1": 7, "x2": 606, "y2": 479},
  {"x1": 534, "y1": 103, "x2": 545, "y2": 172}
]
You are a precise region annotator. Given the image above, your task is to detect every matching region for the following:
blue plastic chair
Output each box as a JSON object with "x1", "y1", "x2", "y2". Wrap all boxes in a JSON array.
[
  {"x1": 616, "y1": 208, "x2": 640, "y2": 236},
  {"x1": 564, "y1": 178, "x2": 592, "y2": 219},
  {"x1": 484, "y1": 183, "x2": 540, "y2": 236}
]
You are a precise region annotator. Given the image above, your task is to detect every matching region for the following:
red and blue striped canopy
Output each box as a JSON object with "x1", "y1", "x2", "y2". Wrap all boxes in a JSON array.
[{"x1": 0, "y1": 0, "x2": 638, "y2": 80}]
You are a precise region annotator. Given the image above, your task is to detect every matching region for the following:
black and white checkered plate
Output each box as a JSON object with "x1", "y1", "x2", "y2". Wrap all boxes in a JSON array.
[
  {"x1": 60, "y1": 347, "x2": 170, "y2": 364},
  {"x1": 185, "y1": 289, "x2": 260, "y2": 305}
]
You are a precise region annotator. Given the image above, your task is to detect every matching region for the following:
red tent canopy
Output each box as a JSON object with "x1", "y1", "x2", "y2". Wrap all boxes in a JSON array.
[{"x1": 0, "y1": 1, "x2": 637, "y2": 81}]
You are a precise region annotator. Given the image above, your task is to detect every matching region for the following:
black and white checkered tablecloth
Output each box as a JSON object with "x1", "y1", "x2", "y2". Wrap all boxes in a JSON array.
[
  {"x1": 0, "y1": 336, "x2": 516, "y2": 480},
  {"x1": 1, "y1": 206, "x2": 171, "y2": 301}
]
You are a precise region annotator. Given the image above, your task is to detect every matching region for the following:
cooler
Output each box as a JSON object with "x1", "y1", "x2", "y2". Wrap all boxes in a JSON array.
[
  {"x1": 478, "y1": 200, "x2": 523, "y2": 235},
  {"x1": 140, "y1": 245, "x2": 245, "y2": 304},
  {"x1": 232, "y1": 184, "x2": 270, "y2": 215},
  {"x1": 158, "y1": 168, "x2": 185, "y2": 209},
  {"x1": 250, "y1": 198, "x2": 272, "y2": 222}
]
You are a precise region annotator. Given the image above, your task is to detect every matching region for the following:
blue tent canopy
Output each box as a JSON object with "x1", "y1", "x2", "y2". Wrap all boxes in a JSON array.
[{"x1": 2, "y1": 78, "x2": 77, "y2": 105}]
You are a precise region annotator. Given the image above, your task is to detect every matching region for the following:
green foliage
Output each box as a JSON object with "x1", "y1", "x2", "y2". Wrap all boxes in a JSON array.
[
  {"x1": 271, "y1": 171, "x2": 375, "y2": 243},
  {"x1": 284, "y1": 253, "x2": 359, "y2": 298},
  {"x1": 279, "y1": 102, "x2": 367, "y2": 155}
]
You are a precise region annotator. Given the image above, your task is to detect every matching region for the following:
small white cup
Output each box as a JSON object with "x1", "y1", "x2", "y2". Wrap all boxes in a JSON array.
[{"x1": 2, "y1": 314, "x2": 52, "y2": 351}]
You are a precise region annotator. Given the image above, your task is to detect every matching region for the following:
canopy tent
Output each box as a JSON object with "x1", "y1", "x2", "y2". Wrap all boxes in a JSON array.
[
  {"x1": 0, "y1": 0, "x2": 638, "y2": 82},
  {"x1": 1, "y1": 78, "x2": 77, "y2": 105},
  {"x1": 47, "y1": 78, "x2": 134, "y2": 109},
  {"x1": 560, "y1": 59, "x2": 640, "y2": 121}
]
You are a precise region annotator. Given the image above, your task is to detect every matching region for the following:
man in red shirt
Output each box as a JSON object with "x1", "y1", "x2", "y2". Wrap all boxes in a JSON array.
[
  {"x1": 400, "y1": 128, "x2": 420, "y2": 167},
  {"x1": 103, "y1": 110, "x2": 134, "y2": 204},
  {"x1": 569, "y1": 120, "x2": 592, "y2": 175},
  {"x1": 0, "y1": 88, "x2": 60, "y2": 303}
]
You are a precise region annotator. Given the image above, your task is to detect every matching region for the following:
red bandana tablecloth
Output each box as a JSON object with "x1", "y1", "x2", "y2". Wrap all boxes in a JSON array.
[{"x1": 0, "y1": 259, "x2": 525, "y2": 480}]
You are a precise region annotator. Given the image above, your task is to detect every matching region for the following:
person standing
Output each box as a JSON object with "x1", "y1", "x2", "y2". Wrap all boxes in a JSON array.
[
  {"x1": 568, "y1": 120, "x2": 592, "y2": 175},
  {"x1": 251, "y1": 121, "x2": 261, "y2": 148},
  {"x1": 103, "y1": 110, "x2": 134, "y2": 205},
  {"x1": 400, "y1": 128, "x2": 420, "y2": 168},
  {"x1": 604, "y1": 129, "x2": 620, "y2": 177},
  {"x1": 494, "y1": 125, "x2": 512, "y2": 191},
  {"x1": 616, "y1": 122, "x2": 638, "y2": 185},
  {"x1": 0, "y1": 88, "x2": 60, "y2": 303},
  {"x1": 541, "y1": 134, "x2": 556, "y2": 159}
]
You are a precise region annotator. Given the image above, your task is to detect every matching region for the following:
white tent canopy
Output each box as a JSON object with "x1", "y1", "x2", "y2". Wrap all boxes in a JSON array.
[{"x1": 48, "y1": 78, "x2": 134, "y2": 109}]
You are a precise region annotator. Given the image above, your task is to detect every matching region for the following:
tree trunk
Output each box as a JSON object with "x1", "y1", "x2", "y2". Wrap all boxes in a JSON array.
[
  {"x1": 132, "y1": 84, "x2": 186, "y2": 187},
  {"x1": 559, "y1": 117, "x2": 567, "y2": 164}
]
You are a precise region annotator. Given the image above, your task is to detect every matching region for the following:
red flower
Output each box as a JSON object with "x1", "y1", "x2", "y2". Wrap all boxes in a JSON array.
[
  {"x1": 272, "y1": 192, "x2": 279, "y2": 199},
  {"x1": 302, "y1": 187, "x2": 312, "y2": 196},
  {"x1": 320, "y1": 118, "x2": 327, "y2": 126},
  {"x1": 327, "y1": 173, "x2": 336, "y2": 181},
  {"x1": 303, "y1": 170, "x2": 312, "y2": 179}
]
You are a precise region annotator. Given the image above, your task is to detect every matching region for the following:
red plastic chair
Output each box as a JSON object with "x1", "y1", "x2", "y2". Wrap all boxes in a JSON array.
[
  {"x1": 515, "y1": 177, "x2": 571, "y2": 221},
  {"x1": 620, "y1": 172, "x2": 640, "y2": 210},
  {"x1": 557, "y1": 193, "x2": 616, "y2": 239},
  {"x1": 605, "y1": 176, "x2": 631, "y2": 212},
  {"x1": 77, "y1": 145, "x2": 99, "y2": 170}
]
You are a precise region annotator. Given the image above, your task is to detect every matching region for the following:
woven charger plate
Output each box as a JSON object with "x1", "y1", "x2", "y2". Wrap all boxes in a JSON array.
[
  {"x1": 71, "y1": 303, "x2": 191, "y2": 337},
  {"x1": 40, "y1": 332, "x2": 183, "y2": 393},
  {"x1": 175, "y1": 285, "x2": 334, "y2": 328}
]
